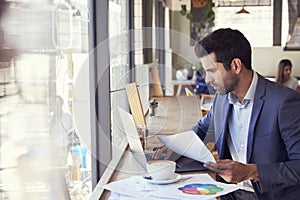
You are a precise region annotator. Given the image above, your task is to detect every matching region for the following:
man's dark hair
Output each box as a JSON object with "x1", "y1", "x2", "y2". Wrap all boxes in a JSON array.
[{"x1": 194, "y1": 28, "x2": 252, "y2": 70}]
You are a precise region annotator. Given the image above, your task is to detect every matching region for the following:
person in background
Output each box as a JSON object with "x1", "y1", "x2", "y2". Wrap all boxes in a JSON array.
[
  {"x1": 193, "y1": 70, "x2": 210, "y2": 95},
  {"x1": 276, "y1": 59, "x2": 300, "y2": 92}
]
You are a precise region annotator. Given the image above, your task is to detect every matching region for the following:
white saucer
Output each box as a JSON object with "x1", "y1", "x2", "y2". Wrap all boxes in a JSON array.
[{"x1": 143, "y1": 173, "x2": 181, "y2": 185}]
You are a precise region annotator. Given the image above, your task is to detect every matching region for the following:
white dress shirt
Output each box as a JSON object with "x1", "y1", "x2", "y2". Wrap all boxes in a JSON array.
[{"x1": 227, "y1": 72, "x2": 258, "y2": 192}]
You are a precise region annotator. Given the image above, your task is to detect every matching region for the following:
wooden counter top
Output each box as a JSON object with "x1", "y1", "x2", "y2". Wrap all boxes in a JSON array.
[{"x1": 147, "y1": 96, "x2": 202, "y2": 135}]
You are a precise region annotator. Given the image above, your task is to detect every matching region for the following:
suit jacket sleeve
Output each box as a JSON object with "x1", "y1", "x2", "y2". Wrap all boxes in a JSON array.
[{"x1": 255, "y1": 90, "x2": 300, "y2": 193}]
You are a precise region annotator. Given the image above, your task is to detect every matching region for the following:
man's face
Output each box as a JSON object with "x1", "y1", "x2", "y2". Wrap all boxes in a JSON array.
[{"x1": 200, "y1": 53, "x2": 238, "y2": 95}]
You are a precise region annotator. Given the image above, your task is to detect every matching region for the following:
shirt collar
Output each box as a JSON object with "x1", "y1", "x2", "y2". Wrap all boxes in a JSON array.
[{"x1": 228, "y1": 71, "x2": 258, "y2": 107}]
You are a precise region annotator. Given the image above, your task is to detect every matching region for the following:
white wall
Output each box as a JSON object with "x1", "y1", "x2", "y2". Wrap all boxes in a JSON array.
[
  {"x1": 171, "y1": 44, "x2": 300, "y2": 78},
  {"x1": 252, "y1": 46, "x2": 300, "y2": 77},
  {"x1": 170, "y1": 11, "x2": 300, "y2": 79}
]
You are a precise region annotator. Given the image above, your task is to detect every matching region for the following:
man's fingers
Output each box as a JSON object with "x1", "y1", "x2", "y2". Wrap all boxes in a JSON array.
[
  {"x1": 215, "y1": 159, "x2": 232, "y2": 164},
  {"x1": 164, "y1": 149, "x2": 173, "y2": 159},
  {"x1": 154, "y1": 148, "x2": 164, "y2": 159},
  {"x1": 204, "y1": 161, "x2": 229, "y2": 172},
  {"x1": 203, "y1": 162, "x2": 215, "y2": 170},
  {"x1": 152, "y1": 145, "x2": 166, "y2": 159}
]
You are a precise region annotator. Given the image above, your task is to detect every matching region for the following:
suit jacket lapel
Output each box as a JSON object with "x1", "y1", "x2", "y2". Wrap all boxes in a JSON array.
[
  {"x1": 247, "y1": 74, "x2": 266, "y2": 162},
  {"x1": 216, "y1": 97, "x2": 232, "y2": 159}
]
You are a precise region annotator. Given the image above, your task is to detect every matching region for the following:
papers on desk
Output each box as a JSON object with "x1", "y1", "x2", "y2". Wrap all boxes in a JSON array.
[
  {"x1": 157, "y1": 130, "x2": 216, "y2": 163},
  {"x1": 104, "y1": 174, "x2": 240, "y2": 200}
]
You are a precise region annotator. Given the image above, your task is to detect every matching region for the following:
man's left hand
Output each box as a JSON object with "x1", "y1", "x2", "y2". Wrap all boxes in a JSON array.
[{"x1": 204, "y1": 159, "x2": 258, "y2": 183}]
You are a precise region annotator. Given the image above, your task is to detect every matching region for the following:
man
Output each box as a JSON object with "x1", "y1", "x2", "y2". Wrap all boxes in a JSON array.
[{"x1": 191, "y1": 28, "x2": 300, "y2": 199}]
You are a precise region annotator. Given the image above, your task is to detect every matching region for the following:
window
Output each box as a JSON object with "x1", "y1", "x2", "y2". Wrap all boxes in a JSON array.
[
  {"x1": 0, "y1": 0, "x2": 92, "y2": 199},
  {"x1": 109, "y1": 1, "x2": 131, "y2": 158}
]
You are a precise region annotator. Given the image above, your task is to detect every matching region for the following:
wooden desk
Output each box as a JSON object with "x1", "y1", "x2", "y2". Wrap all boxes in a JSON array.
[
  {"x1": 145, "y1": 96, "x2": 202, "y2": 152},
  {"x1": 147, "y1": 96, "x2": 201, "y2": 135},
  {"x1": 93, "y1": 96, "x2": 206, "y2": 200},
  {"x1": 98, "y1": 148, "x2": 217, "y2": 200},
  {"x1": 171, "y1": 80, "x2": 196, "y2": 96}
]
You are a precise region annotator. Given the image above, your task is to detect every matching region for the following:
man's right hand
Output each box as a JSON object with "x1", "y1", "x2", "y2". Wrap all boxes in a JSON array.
[{"x1": 152, "y1": 145, "x2": 173, "y2": 160}]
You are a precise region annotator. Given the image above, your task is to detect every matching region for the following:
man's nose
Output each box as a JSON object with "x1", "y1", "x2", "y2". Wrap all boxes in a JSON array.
[{"x1": 205, "y1": 75, "x2": 212, "y2": 84}]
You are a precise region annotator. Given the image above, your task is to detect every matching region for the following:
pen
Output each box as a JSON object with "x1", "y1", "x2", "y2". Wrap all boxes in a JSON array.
[
  {"x1": 180, "y1": 176, "x2": 193, "y2": 181},
  {"x1": 152, "y1": 146, "x2": 165, "y2": 151}
]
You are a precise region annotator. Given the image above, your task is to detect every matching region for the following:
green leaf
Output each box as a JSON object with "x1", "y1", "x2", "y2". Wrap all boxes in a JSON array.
[
  {"x1": 180, "y1": 10, "x2": 186, "y2": 16},
  {"x1": 186, "y1": 13, "x2": 192, "y2": 20},
  {"x1": 193, "y1": 22, "x2": 201, "y2": 28}
]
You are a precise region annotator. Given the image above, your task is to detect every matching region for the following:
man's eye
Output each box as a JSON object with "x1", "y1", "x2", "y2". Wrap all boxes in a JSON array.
[{"x1": 208, "y1": 69, "x2": 216, "y2": 73}]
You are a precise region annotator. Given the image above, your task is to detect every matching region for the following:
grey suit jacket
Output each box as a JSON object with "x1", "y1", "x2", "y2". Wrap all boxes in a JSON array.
[{"x1": 192, "y1": 73, "x2": 300, "y2": 199}]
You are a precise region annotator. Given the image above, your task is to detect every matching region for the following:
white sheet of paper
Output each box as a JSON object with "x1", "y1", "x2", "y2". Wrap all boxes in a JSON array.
[
  {"x1": 104, "y1": 174, "x2": 240, "y2": 200},
  {"x1": 157, "y1": 130, "x2": 216, "y2": 163},
  {"x1": 151, "y1": 174, "x2": 240, "y2": 200},
  {"x1": 103, "y1": 176, "x2": 158, "y2": 199}
]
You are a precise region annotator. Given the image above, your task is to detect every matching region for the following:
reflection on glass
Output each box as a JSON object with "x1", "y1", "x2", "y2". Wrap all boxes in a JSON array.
[
  {"x1": 109, "y1": 0, "x2": 130, "y2": 158},
  {"x1": 0, "y1": 0, "x2": 91, "y2": 199}
]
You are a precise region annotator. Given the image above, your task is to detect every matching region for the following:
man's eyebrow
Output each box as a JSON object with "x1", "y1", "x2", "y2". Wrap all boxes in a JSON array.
[{"x1": 205, "y1": 67, "x2": 216, "y2": 72}]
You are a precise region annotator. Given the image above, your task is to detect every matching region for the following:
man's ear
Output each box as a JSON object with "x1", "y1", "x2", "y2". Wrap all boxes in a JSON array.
[{"x1": 231, "y1": 58, "x2": 242, "y2": 73}]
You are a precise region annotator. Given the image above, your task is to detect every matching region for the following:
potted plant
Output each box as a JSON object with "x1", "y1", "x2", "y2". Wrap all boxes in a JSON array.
[{"x1": 180, "y1": 0, "x2": 215, "y2": 43}]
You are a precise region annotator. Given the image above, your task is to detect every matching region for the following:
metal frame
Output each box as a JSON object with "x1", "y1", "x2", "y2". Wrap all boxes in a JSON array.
[{"x1": 89, "y1": 0, "x2": 111, "y2": 188}]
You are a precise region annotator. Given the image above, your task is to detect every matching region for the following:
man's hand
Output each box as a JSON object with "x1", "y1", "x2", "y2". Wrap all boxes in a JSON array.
[
  {"x1": 152, "y1": 145, "x2": 173, "y2": 160},
  {"x1": 204, "y1": 159, "x2": 258, "y2": 183}
]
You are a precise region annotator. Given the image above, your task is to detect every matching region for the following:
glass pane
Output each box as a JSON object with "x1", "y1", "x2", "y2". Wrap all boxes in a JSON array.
[
  {"x1": 0, "y1": 0, "x2": 92, "y2": 199},
  {"x1": 111, "y1": 90, "x2": 129, "y2": 157},
  {"x1": 109, "y1": 1, "x2": 130, "y2": 157},
  {"x1": 109, "y1": 1, "x2": 130, "y2": 91}
]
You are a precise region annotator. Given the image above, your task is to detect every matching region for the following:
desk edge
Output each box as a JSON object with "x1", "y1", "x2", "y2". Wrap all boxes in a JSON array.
[{"x1": 90, "y1": 140, "x2": 128, "y2": 200}]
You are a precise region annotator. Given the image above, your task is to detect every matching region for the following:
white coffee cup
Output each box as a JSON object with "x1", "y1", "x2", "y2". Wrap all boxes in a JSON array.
[{"x1": 146, "y1": 160, "x2": 176, "y2": 180}]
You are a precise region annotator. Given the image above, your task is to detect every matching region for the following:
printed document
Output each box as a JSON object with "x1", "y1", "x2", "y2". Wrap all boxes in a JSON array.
[
  {"x1": 104, "y1": 174, "x2": 240, "y2": 200},
  {"x1": 157, "y1": 130, "x2": 216, "y2": 163}
]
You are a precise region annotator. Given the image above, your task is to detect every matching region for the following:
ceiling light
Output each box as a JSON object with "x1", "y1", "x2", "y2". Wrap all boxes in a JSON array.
[
  {"x1": 236, "y1": 0, "x2": 250, "y2": 14},
  {"x1": 236, "y1": 6, "x2": 250, "y2": 14}
]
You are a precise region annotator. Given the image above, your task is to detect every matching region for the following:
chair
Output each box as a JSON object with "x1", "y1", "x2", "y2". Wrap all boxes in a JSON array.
[
  {"x1": 149, "y1": 63, "x2": 164, "y2": 97},
  {"x1": 207, "y1": 142, "x2": 218, "y2": 160},
  {"x1": 200, "y1": 94, "x2": 214, "y2": 116},
  {"x1": 125, "y1": 82, "x2": 146, "y2": 126},
  {"x1": 184, "y1": 88, "x2": 194, "y2": 96}
]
